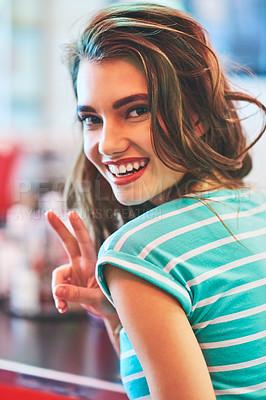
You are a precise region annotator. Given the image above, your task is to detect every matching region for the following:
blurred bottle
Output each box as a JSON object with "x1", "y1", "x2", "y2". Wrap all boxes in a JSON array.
[
  {"x1": 0, "y1": 143, "x2": 22, "y2": 225},
  {"x1": 3, "y1": 199, "x2": 67, "y2": 318},
  {"x1": 9, "y1": 258, "x2": 41, "y2": 316}
]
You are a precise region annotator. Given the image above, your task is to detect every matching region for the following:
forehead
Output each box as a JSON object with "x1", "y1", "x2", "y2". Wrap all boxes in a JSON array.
[{"x1": 76, "y1": 58, "x2": 148, "y2": 104}]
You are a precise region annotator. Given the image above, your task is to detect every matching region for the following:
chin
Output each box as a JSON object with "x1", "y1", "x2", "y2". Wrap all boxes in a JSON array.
[
  {"x1": 116, "y1": 197, "x2": 150, "y2": 206},
  {"x1": 114, "y1": 192, "x2": 152, "y2": 207}
]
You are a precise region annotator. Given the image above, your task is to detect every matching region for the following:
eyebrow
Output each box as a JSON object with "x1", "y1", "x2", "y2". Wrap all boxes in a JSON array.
[{"x1": 77, "y1": 93, "x2": 148, "y2": 114}]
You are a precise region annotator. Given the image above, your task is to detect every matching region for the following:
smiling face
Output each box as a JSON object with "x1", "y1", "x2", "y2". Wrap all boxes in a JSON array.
[{"x1": 76, "y1": 58, "x2": 184, "y2": 206}]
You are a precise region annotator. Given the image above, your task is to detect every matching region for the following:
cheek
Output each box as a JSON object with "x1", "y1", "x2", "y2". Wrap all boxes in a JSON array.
[
  {"x1": 83, "y1": 137, "x2": 101, "y2": 168},
  {"x1": 83, "y1": 141, "x2": 92, "y2": 161},
  {"x1": 83, "y1": 135, "x2": 94, "y2": 160}
]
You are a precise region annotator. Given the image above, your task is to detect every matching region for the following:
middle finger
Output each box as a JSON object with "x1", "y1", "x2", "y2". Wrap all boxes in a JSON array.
[{"x1": 69, "y1": 211, "x2": 97, "y2": 263}]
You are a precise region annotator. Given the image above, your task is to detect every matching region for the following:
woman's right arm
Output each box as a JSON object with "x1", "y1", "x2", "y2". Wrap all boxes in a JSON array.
[
  {"x1": 46, "y1": 210, "x2": 121, "y2": 356},
  {"x1": 105, "y1": 266, "x2": 216, "y2": 399}
]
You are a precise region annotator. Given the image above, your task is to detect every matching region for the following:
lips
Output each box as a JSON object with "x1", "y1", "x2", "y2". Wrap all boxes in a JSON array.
[{"x1": 104, "y1": 158, "x2": 149, "y2": 185}]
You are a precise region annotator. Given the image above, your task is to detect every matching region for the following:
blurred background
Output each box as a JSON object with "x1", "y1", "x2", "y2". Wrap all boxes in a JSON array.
[{"x1": 0, "y1": 0, "x2": 265, "y2": 314}]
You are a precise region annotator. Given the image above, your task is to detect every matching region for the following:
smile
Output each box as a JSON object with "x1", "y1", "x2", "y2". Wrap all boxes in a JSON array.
[
  {"x1": 104, "y1": 158, "x2": 149, "y2": 185},
  {"x1": 107, "y1": 159, "x2": 148, "y2": 177}
]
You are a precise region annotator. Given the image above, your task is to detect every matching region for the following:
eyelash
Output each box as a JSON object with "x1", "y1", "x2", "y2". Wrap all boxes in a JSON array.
[
  {"x1": 126, "y1": 105, "x2": 149, "y2": 118},
  {"x1": 78, "y1": 104, "x2": 150, "y2": 128},
  {"x1": 78, "y1": 115, "x2": 102, "y2": 126}
]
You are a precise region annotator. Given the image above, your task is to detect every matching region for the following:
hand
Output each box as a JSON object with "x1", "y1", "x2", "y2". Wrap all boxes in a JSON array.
[{"x1": 46, "y1": 210, "x2": 115, "y2": 317}]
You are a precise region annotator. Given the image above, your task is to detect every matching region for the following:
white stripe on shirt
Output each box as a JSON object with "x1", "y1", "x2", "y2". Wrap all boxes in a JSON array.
[
  {"x1": 208, "y1": 355, "x2": 266, "y2": 372},
  {"x1": 103, "y1": 235, "x2": 112, "y2": 252},
  {"x1": 187, "y1": 252, "x2": 266, "y2": 288},
  {"x1": 114, "y1": 202, "x2": 204, "y2": 252},
  {"x1": 214, "y1": 381, "x2": 266, "y2": 395},
  {"x1": 164, "y1": 227, "x2": 266, "y2": 273},
  {"x1": 120, "y1": 349, "x2": 136, "y2": 359},
  {"x1": 138, "y1": 203, "x2": 266, "y2": 260},
  {"x1": 113, "y1": 194, "x2": 237, "y2": 252},
  {"x1": 98, "y1": 255, "x2": 192, "y2": 305},
  {"x1": 192, "y1": 278, "x2": 266, "y2": 311},
  {"x1": 200, "y1": 330, "x2": 266, "y2": 349},
  {"x1": 193, "y1": 304, "x2": 266, "y2": 329},
  {"x1": 122, "y1": 371, "x2": 145, "y2": 384}
]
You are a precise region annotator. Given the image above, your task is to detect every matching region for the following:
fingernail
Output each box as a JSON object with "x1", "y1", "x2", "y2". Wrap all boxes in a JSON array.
[
  {"x1": 55, "y1": 286, "x2": 66, "y2": 297},
  {"x1": 45, "y1": 210, "x2": 54, "y2": 219},
  {"x1": 69, "y1": 210, "x2": 79, "y2": 219}
]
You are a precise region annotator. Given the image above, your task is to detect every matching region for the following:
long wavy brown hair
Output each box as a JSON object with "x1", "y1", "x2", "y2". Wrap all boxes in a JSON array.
[{"x1": 63, "y1": 3, "x2": 266, "y2": 251}]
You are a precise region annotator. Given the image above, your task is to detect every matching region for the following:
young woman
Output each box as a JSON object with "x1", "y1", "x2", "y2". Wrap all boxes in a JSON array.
[{"x1": 46, "y1": 3, "x2": 266, "y2": 399}]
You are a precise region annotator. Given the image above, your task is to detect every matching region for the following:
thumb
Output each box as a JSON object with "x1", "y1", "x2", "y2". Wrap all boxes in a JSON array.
[{"x1": 54, "y1": 284, "x2": 101, "y2": 305}]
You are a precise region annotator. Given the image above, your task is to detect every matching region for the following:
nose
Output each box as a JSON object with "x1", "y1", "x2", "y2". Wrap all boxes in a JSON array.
[{"x1": 98, "y1": 121, "x2": 130, "y2": 156}]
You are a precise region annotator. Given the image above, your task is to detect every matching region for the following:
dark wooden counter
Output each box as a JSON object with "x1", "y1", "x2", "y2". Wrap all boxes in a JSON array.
[{"x1": 0, "y1": 303, "x2": 128, "y2": 399}]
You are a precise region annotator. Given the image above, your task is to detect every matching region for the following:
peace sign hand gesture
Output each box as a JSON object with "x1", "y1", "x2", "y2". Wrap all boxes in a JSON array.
[{"x1": 46, "y1": 210, "x2": 115, "y2": 318}]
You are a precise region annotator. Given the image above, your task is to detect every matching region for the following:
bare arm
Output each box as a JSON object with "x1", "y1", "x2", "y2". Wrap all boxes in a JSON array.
[{"x1": 105, "y1": 266, "x2": 216, "y2": 400}]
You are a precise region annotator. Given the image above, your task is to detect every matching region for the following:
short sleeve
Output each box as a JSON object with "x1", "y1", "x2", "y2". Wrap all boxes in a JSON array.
[
  {"x1": 95, "y1": 197, "x2": 213, "y2": 317},
  {"x1": 96, "y1": 248, "x2": 192, "y2": 315}
]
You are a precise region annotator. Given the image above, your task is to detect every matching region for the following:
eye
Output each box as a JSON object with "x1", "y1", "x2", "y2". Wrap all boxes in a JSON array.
[
  {"x1": 126, "y1": 105, "x2": 149, "y2": 119},
  {"x1": 79, "y1": 115, "x2": 102, "y2": 129}
]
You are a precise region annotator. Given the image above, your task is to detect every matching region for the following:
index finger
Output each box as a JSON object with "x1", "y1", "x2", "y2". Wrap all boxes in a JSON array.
[{"x1": 45, "y1": 210, "x2": 81, "y2": 260}]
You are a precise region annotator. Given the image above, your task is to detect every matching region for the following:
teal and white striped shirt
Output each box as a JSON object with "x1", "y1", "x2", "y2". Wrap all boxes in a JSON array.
[{"x1": 96, "y1": 189, "x2": 266, "y2": 399}]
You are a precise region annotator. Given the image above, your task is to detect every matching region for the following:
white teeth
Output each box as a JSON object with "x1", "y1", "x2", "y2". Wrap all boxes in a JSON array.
[
  {"x1": 126, "y1": 163, "x2": 133, "y2": 172},
  {"x1": 113, "y1": 165, "x2": 120, "y2": 174},
  {"x1": 108, "y1": 160, "x2": 147, "y2": 176},
  {"x1": 119, "y1": 165, "x2": 127, "y2": 174},
  {"x1": 109, "y1": 165, "x2": 119, "y2": 174}
]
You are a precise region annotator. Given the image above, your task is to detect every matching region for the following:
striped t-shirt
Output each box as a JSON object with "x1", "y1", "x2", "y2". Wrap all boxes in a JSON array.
[{"x1": 96, "y1": 189, "x2": 266, "y2": 400}]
